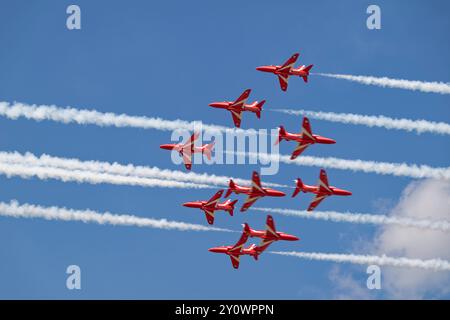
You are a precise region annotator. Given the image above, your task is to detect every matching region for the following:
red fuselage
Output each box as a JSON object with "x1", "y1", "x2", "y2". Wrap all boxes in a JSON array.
[
  {"x1": 182, "y1": 200, "x2": 233, "y2": 212},
  {"x1": 247, "y1": 228, "x2": 299, "y2": 241},
  {"x1": 231, "y1": 184, "x2": 286, "y2": 198},
  {"x1": 283, "y1": 132, "x2": 336, "y2": 145},
  {"x1": 159, "y1": 143, "x2": 207, "y2": 154},
  {"x1": 301, "y1": 183, "x2": 352, "y2": 196},
  {"x1": 256, "y1": 65, "x2": 310, "y2": 77},
  {"x1": 209, "y1": 101, "x2": 261, "y2": 113},
  {"x1": 208, "y1": 246, "x2": 259, "y2": 259}
]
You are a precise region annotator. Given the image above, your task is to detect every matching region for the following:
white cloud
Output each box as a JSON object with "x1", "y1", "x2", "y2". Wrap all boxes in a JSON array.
[{"x1": 372, "y1": 179, "x2": 450, "y2": 298}]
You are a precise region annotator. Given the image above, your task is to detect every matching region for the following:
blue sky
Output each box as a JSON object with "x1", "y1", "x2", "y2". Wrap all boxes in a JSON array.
[{"x1": 0, "y1": 1, "x2": 449, "y2": 299}]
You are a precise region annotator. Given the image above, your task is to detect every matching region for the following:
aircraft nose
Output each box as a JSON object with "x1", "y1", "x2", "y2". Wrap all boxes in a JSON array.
[
  {"x1": 182, "y1": 202, "x2": 197, "y2": 208},
  {"x1": 285, "y1": 235, "x2": 300, "y2": 241},
  {"x1": 256, "y1": 66, "x2": 271, "y2": 72},
  {"x1": 323, "y1": 137, "x2": 336, "y2": 144},
  {"x1": 208, "y1": 247, "x2": 222, "y2": 253},
  {"x1": 273, "y1": 190, "x2": 286, "y2": 197},
  {"x1": 209, "y1": 102, "x2": 224, "y2": 108},
  {"x1": 159, "y1": 144, "x2": 173, "y2": 150}
]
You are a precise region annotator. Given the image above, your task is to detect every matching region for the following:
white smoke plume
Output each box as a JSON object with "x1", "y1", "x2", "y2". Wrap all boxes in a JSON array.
[
  {"x1": 315, "y1": 73, "x2": 450, "y2": 95},
  {"x1": 273, "y1": 108, "x2": 450, "y2": 136},
  {"x1": 270, "y1": 251, "x2": 450, "y2": 272},
  {"x1": 0, "y1": 200, "x2": 230, "y2": 232}
]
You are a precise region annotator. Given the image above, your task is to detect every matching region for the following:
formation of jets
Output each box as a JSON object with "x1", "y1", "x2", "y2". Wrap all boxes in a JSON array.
[
  {"x1": 209, "y1": 215, "x2": 299, "y2": 269},
  {"x1": 158, "y1": 52, "x2": 352, "y2": 268}
]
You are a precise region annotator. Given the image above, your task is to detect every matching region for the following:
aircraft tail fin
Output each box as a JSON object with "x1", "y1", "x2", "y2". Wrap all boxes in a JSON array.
[
  {"x1": 302, "y1": 65, "x2": 313, "y2": 83},
  {"x1": 292, "y1": 178, "x2": 305, "y2": 198},
  {"x1": 225, "y1": 179, "x2": 236, "y2": 198},
  {"x1": 226, "y1": 199, "x2": 238, "y2": 216},
  {"x1": 254, "y1": 100, "x2": 265, "y2": 119},
  {"x1": 203, "y1": 141, "x2": 215, "y2": 160},
  {"x1": 275, "y1": 125, "x2": 287, "y2": 145},
  {"x1": 242, "y1": 223, "x2": 251, "y2": 235}
]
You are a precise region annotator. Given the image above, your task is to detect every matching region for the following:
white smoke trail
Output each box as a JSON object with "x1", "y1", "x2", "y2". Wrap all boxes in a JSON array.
[
  {"x1": 0, "y1": 151, "x2": 286, "y2": 188},
  {"x1": 235, "y1": 151, "x2": 450, "y2": 180},
  {"x1": 273, "y1": 108, "x2": 450, "y2": 136},
  {"x1": 0, "y1": 162, "x2": 213, "y2": 189},
  {"x1": 0, "y1": 200, "x2": 230, "y2": 232},
  {"x1": 270, "y1": 251, "x2": 450, "y2": 272},
  {"x1": 252, "y1": 207, "x2": 450, "y2": 233},
  {"x1": 0, "y1": 101, "x2": 253, "y2": 135},
  {"x1": 315, "y1": 73, "x2": 450, "y2": 95}
]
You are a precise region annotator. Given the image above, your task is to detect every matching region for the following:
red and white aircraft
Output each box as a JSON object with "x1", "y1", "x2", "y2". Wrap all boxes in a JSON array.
[
  {"x1": 209, "y1": 89, "x2": 265, "y2": 128},
  {"x1": 159, "y1": 132, "x2": 215, "y2": 170},
  {"x1": 243, "y1": 215, "x2": 299, "y2": 252},
  {"x1": 292, "y1": 169, "x2": 352, "y2": 211},
  {"x1": 208, "y1": 231, "x2": 263, "y2": 269},
  {"x1": 225, "y1": 171, "x2": 286, "y2": 212},
  {"x1": 276, "y1": 117, "x2": 336, "y2": 159},
  {"x1": 182, "y1": 189, "x2": 238, "y2": 225},
  {"x1": 256, "y1": 53, "x2": 313, "y2": 91}
]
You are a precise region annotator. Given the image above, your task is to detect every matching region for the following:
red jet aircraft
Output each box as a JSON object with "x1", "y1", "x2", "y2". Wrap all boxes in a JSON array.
[
  {"x1": 225, "y1": 171, "x2": 286, "y2": 212},
  {"x1": 160, "y1": 132, "x2": 215, "y2": 170},
  {"x1": 209, "y1": 89, "x2": 266, "y2": 128},
  {"x1": 182, "y1": 189, "x2": 238, "y2": 225},
  {"x1": 243, "y1": 215, "x2": 299, "y2": 252},
  {"x1": 208, "y1": 231, "x2": 264, "y2": 269},
  {"x1": 276, "y1": 117, "x2": 336, "y2": 159},
  {"x1": 256, "y1": 53, "x2": 313, "y2": 91},
  {"x1": 292, "y1": 169, "x2": 352, "y2": 211}
]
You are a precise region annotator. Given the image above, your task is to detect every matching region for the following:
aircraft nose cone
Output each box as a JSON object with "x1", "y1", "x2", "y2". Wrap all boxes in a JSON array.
[
  {"x1": 159, "y1": 144, "x2": 172, "y2": 150},
  {"x1": 256, "y1": 66, "x2": 271, "y2": 72},
  {"x1": 182, "y1": 202, "x2": 197, "y2": 208},
  {"x1": 286, "y1": 235, "x2": 300, "y2": 241},
  {"x1": 273, "y1": 190, "x2": 286, "y2": 197},
  {"x1": 208, "y1": 247, "x2": 221, "y2": 253},
  {"x1": 208, "y1": 102, "x2": 222, "y2": 108}
]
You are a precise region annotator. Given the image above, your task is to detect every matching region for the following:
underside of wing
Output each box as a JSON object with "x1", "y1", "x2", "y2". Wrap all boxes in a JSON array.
[
  {"x1": 277, "y1": 74, "x2": 289, "y2": 91},
  {"x1": 203, "y1": 208, "x2": 215, "y2": 225},
  {"x1": 182, "y1": 151, "x2": 192, "y2": 170},
  {"x1": 290, "y1": 141, "x2": 311, "y2": 160},
  {"x1": 231, "y1": 89, "x2": 251, "y2": 108},
  {"x1": 307, "y1": 193, "x2": 329, "y2": 211},
  {"x1": 240, "y1": 195, "x2": 261, "y2": 212},
  {"x1": 229, "y1": 254, "x2": 240, "y2": 269},
  {"x1": 230, "y1": 110, "x2": 243, "y2": 128}
]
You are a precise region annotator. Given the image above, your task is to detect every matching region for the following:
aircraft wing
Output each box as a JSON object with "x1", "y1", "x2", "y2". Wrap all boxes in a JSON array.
[
  {"x1": 229, "y1": 254, "x2": 240, "y2": 269},
  {"x1": 240, "y1": 195, "x2": 262, "y2": 212},
  {"x1": 277, "y1": 74, "x2": 289, "y2": 91},
  {"x1": 229, "y1": 231, "x2": 249, "y2": 254},
  {"x1": 317, "y1": 169, "x2": 332, "y2": 194},
  {"x1": 230, "y1": 110, "x2": 243, "y2": 128},
  {"x1": 181, "y1": 151, "x2": 192, "y2": 170},
  {"x1": 264, "y1": 215, "x2": 278, "y2": 238},
  {"x1": 250, "y1": 171, "x2": 264, "y2": 193},
  {"x1": 230, "y1": 89, "x2": 251, "y2": 108},
  {"x1": 300, "y1": 117, "x2": 314, "y2": 141},
  {"x1": 278, "y1": 53, "x2": 299, "y2": 73},
  {"x1": 256, "y1": 239, "x2": 276, "y2": 253},
  {"x1": 202, "y1": 208, "x2": 216, "y2": 225},
  {"x1": 182, "y1": 132, "x2": 199, "y2": 150},
  {"x1": 307, "y1": 193, "x2": 329, "y2": 211},
  {"x1": 206, "y1": 190, "x2": 224, "y2": 207},
  {"x1": 290, "y1": 141, "x2": 312, "y2": 160}
]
